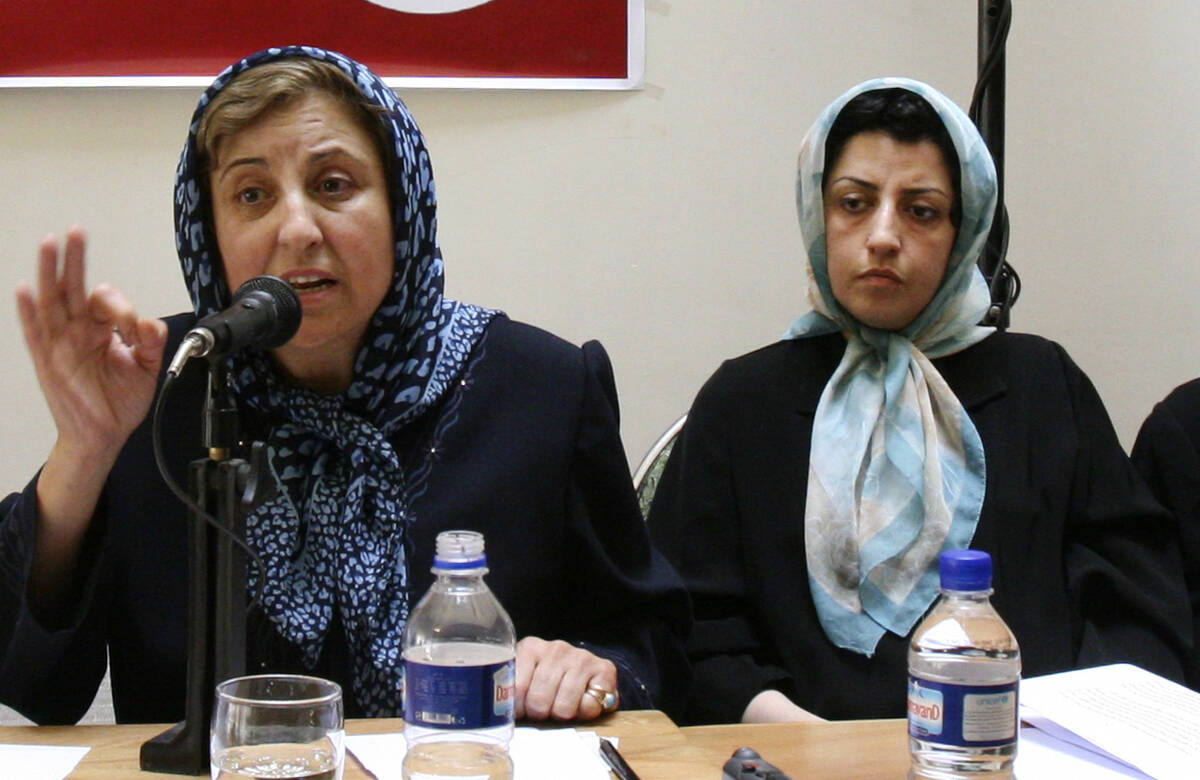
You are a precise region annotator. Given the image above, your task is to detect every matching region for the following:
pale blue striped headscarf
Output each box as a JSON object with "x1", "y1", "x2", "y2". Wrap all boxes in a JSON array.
[{"x1": 785, "y1": 78, "x2": 997, "y2": 655}]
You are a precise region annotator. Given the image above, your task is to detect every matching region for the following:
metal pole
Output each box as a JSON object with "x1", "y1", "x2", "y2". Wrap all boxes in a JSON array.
[
  {"x1": 976, "y1": 0, "x2": 1012, "y2": 328},
  {"x1": 977, "y1": 0, "x2": 1006, "y2": 214}
]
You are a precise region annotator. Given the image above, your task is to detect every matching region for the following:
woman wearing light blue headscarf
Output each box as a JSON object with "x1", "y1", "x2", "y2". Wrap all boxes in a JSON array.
[
  {"x1": 787, "y1": 77, "x2": 996, "y2": 659},
  {"x1": 648, "y1": 78, "x2": 1191, "y2": 724}
]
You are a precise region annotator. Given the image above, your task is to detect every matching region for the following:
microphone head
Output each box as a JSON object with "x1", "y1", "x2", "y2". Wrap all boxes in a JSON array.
[{"x1": 232, "y1": 275, "x2": 302, "y2": 349}]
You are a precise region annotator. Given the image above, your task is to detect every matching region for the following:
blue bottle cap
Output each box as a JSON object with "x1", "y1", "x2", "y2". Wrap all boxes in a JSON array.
[{"x1": 939, "y1": 549, "x2": 992, "y2": 591}]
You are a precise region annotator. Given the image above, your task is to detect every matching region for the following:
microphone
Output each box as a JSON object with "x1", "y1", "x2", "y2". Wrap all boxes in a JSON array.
[{"x1": 167, "y1": 275, "x2": 302, "y2": 376}]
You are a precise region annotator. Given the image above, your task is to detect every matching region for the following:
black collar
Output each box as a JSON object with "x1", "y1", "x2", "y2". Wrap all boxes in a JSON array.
[{"x1": 790, "y1": 331, "x2": 1007, "y2": 415}]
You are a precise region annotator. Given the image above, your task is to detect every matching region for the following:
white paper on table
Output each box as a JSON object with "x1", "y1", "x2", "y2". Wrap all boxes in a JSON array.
[
  {"x1": 1018, "y1": 663, "x2": 1200, "y2": 780},
  {"x1": 0, "y1": 744, "x2": 90, "y2": 780},
  {"x1": 1014, "y1": 725, "x2": 1152, "y2": 779},
  {"x1": 345, "y1": 728, "x2": 614, "y2": 780},
  {"x1": 1020, "y1": 712, "x2": 1133, "y2": 767}
]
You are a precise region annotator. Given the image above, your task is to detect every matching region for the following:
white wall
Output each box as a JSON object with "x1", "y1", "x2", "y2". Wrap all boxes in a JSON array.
[{"x1": 2, "y1": 1, "x2": 1197, "y2": 487}]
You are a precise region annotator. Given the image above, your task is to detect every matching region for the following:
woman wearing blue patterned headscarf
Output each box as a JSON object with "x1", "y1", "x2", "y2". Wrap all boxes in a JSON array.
[
  {"x1": 648, "y1": 78, "x2": 1190, "y2": 724},
  {"x1": 0, "y1": 46, "x2": 689, "y2": 724},
  {"x1": 175, "y1": 46, "x2": 502, "y2": 717}
]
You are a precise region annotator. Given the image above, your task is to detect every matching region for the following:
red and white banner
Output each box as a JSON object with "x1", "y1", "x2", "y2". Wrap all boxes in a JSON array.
[{"x1": 0, "y1": 0, "x2": 642, "y2": 89}]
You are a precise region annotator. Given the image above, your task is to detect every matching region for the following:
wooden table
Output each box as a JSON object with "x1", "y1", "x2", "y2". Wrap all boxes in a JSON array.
[
  {"x1": 0, "y1": 711, "x2": 911, "y2": 778},
  {"x1": 680, "y1": 718, "x2": 910, "y2": 778}
]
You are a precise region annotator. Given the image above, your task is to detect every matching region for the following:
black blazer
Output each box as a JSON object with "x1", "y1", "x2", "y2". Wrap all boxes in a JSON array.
[
  {"x1": 649, "y1": 331, "x2": 1191, "y2": 723},
  {"x1": 1132, "y1": 377, "x2": 1200, "y2": 688},
  {"x1": 0, "y1": 314, "x2": 691, "y2": 723}
]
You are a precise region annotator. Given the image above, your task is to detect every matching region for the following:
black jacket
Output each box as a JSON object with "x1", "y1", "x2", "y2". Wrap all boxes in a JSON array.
[
  {"x1": 648, "y1": 331, "x2": 1191, "y2": 723},
  {"x1": 1131, "y1": 377, "x2": 1200, "y2": 688},
  {"x1": 0, "y1": 313, "x2": 691, "y2": 723}
]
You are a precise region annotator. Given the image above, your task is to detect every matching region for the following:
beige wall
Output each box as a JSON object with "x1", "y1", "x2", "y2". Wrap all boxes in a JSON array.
[{"x1": 2, "y1": 1, "x2": 1198, "y2": 487}]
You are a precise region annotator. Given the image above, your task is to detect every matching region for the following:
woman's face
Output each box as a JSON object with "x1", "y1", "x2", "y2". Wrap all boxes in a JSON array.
[
  {"x1": 823, "y1": 131, "x2": 957, "y2": 331},
  {"x1": 209, "y1": 93, "x2": 394, "y2": 392}
]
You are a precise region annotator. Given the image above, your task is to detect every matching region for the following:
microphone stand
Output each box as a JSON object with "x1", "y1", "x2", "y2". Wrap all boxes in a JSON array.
[
  {"x1": 140, "y1": 359, "x2": 274, "y2": 774},
  {"x1": 974, "y1": 0, "x2": 1016, "y2": 329},
  {"x1": 976, "y1": 0, "x2": 1006, "y2": 219}
]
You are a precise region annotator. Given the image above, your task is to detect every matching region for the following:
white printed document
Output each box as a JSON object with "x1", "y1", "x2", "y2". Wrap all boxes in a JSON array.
[{"x1": 1018, "y1": 663, "x2": 1200, "y2": 780}]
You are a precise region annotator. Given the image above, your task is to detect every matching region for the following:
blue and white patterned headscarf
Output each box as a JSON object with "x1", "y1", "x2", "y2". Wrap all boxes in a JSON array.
[
  {"x1": 174, "y1": 46, "x2": 498, "y2": 713},
  {"x1": 785, "y1": 78, "x2": 997, "y2": 655}
]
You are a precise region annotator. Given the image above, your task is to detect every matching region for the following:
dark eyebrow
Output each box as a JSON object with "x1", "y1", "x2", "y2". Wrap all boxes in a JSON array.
[
  {"x1": 215, "y1": 146, "x2": 360, "y2": 183},
  {"x1": 830, "y1": 176, "x2": 950, "y2": 200},
  {"x1": 905, "y1": 186, "x2": 951, "y2": 200},
  {"x1": 216, "y1": 157, "x2": 266, "y2": 183},
  {"x1": 311, "y1": 149, "x2": 346, "y2": 163},
  {"x1": 831, "y1": 176, "x2": 878, "y2": 191}
]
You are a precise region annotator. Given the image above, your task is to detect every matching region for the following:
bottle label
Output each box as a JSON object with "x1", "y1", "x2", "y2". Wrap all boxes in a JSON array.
[
  {"x1": 907, "y1": 675, "x2": 1018, "y2": 747},
  {"x1": 404, "y1": 658, "x2": 515, "y2": 730}
]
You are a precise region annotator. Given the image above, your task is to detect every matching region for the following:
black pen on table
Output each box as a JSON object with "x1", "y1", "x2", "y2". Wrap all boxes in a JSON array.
[{"x1": 600, "y1": 736, "x2": 642, "y2": 780}]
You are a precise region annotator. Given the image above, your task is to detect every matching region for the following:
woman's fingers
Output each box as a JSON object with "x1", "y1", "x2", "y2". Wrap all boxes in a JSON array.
[
  {"x1": 26, "y1": 230, "x2": 159, "y2": 355},
  {"x1": 33, "y1": 227, "x2": 91, "y2": 332},
  {"x1": 515, "y1": 637, "x2": 619, "y2": 721},
  {"x1": 61, "y1": 227, "x2": 88, "y2": 319},
  {"x1": 17, "y1": 229, "x2": 164, "y2": 455},
  {"x1": 520, "y1": 642, "x2": 567, "y2": 719},
  {"x1": 88, "y1": 282, "x2": 139, "y2": 345},
  {"x1": 132, "y1": 316, "x2": 169, "y2": 371},
  {"x1": 556, "y1": 662, "x2": 604, "y2": 720},
  {"x1": 15, "y1": 282, "x2": 45, "y2": 356},
  {"x1": 35, "y1": 233, "x2": 68, "y2": 331}
]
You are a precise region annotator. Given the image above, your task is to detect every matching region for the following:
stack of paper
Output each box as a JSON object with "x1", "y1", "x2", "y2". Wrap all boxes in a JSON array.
[
  {"x1": 346, "y1": 727, "x2": 613, "y2": 780},
  {"x1": 1018, "y1": 663, "x2": 1200, "y2": 780}
]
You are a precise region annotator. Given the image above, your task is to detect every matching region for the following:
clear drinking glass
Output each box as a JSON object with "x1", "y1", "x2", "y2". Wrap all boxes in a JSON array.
[{"x1": 211, "y1": 674, "x2": 345, "y2": 780}]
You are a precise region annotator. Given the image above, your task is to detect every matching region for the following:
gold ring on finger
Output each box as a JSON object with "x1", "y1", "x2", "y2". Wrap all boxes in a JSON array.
[{"x1": 585, "y1": 683, "x2": 619, "y2": 714}]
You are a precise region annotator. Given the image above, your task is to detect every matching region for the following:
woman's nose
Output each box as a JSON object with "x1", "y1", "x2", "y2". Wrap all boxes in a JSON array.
[
  {"x1": 865, "y1": 203, "x2": 901, "y2": 254},
  {"x1": 277, "y1": 191, "x2": 323, "y2": 251}
]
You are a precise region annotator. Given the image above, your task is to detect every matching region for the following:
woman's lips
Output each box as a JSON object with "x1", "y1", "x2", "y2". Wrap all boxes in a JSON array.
[
  {"x1": 857, "y1": 267, "x2": 902, "y2": 285},
  {"x1": 282, "y1": 272, "x2": 337, "y2": 293}
]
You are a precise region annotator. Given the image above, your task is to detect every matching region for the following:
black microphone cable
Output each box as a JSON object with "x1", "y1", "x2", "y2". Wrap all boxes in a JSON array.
[
  {"x1": 969, "y1": 0, "x2": 1012, "y2": 119},
  {"x1": 152, "y1": 368, "x2": 266, "y2": 611},
  {"x1": 968, "y1": 0, "x2": 1021, "y2": 328}
]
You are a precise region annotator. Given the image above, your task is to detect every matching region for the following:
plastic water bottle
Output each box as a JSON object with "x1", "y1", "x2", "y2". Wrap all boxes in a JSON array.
[
  {"x1": 402, "y1": 531, "x2": 516, "y2": 780},
  {"x1": 907, "y1": 550, "x2": 1020, "y2": 779}
]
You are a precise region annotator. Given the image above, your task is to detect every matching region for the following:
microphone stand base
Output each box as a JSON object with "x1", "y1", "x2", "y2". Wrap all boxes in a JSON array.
[{"x1": 139, "y1": 720, "x2": 209, "y2": 775}]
